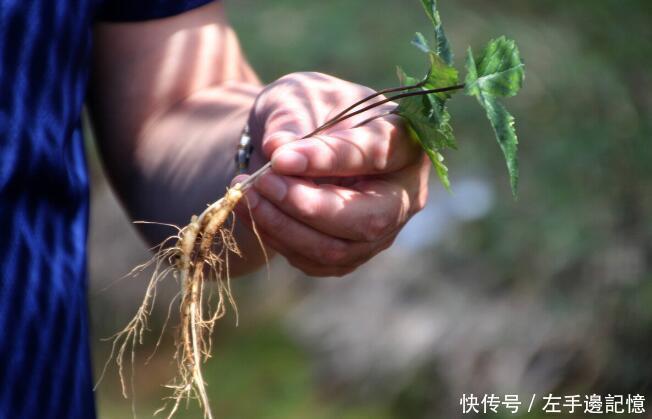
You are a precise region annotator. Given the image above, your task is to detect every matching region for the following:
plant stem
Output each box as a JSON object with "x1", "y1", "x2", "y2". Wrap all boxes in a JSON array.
[
  {"x1": 237, "y1": 83, "x2": 466, "y2": 192},
  {"x1": 321, "y1": 83, "x2": 466, "y2": 132},
  {"x1": 322, "y1": 81, "x2": 426, "y2": 131}
]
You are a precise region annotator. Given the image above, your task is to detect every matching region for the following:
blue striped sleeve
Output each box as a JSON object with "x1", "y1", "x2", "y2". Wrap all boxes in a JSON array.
[{"x1": 97, "y1": 0, "x2": 215, "y2": 22}]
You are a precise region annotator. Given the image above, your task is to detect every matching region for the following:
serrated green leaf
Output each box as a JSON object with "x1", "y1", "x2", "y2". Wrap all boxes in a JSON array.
[
  {"x1": 396, "y1": 61, "x2": 458, "y2": 151},
  {"x1": 465, "y1": 45, "x2": 521, "y2": 196},
  {"x1": 420, "y1": 0, "x2": 453, "y2": 65},
  {"x1": 396, "y1": 66, "x2": 421, "y2": 87},
  {"x1": 424, "y1": 54, "x2": 458, "y2": 149},
  {"x1": 396, "y1": 92, "x2": 455, "y2": 190},
  {"x1": 400, "y1": 2, "x2": 524, "y2": 196},
  {"x1": 424, "y1": 53, "x2": 459, "y2": 98},
  {"x1": 411, "y1": 32, "x2": 432, "y2": 54},
  {"x1": 427, "y1": 99, "x2": 456, "y2": 149},
  {"x1": 397, "y1": 93, "x2": 454, "y2": 152},
  {"x1": 465, "y1": 36, "x2": 524, "y2": 98},
  {"x1": 465, "y1": 46, "x2": 480, "y2": 96},
  {"x1": 483, "y1": 96, "x2": 519, "y2": 195},
  {"x1": 404, "y1": 122, "x2": 451, "y2": 190},
  {"x1": 431, "y1": 150, "x2": 450, "y2": 191},
  {"x1": 396, "y1": 50, "x2": 459, "y2": 188}
]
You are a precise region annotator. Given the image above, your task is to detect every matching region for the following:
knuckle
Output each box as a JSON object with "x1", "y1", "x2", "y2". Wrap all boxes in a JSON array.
[
  {"x1": 408, "y1": 188, "x2": 428, "y2": 217},
  {"x1": 318, "y1": 241, "x2": 350, "y2": 266},
  {"x1": 379, "y1": 235, "x2": 398, "y2": 253},
  {"x1": 370, "y1": 137, "x2": 390, "y2": 172},
  {"x1": 275, "y1": 73, "x2": 303, "y2": 87},
  {"x1": 372, "y1": 117, "x2": 400, "y2": 149},
  {"x1": 252, "y1": 89, "x2": 269, "y2": 118},
  {"x1": 362, "y1": 210, "x2": 395, "y2": 242},
  {"x1": 413, "y1": 188, "x2": 429, "y2": 213},
  {"x1": 295, "y1": 198, "x2": 320, "y2": 221},
  {"x1": 299, "y1": 71, "x2": 325, "y2": 79},
  {"x1": 276, "y1": 72, "x2": 327, "y2": 88}
]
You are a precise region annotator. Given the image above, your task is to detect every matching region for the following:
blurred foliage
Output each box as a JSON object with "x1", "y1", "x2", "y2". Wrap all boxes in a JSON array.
[
  {"x1": 96, "y1": 319, "x2": 388, "y2": 419},
  {"x1": 91, "y1": 0, "x2": 652, "y2": 418}
]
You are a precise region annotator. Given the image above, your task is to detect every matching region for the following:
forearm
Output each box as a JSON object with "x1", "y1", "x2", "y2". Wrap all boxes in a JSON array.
[
  {"x1": 95, "y1": 84, "x2": 253, "y2": 224},
  {"x1": 89, "y1": 3, "x2": 270, "y2": 275},
  {"x1": 104, "y1": 85, "x2": 273, "y2": 274}
]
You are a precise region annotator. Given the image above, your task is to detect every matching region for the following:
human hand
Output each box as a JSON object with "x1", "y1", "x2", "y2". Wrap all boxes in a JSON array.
[{"x1": 233, "y1": 72, "x2": 430, "y2": 277}]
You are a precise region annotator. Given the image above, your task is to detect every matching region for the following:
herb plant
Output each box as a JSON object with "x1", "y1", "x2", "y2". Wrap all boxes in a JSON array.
[{"x1": 99, "y1": 1, "x2": 525, "y2": 418}]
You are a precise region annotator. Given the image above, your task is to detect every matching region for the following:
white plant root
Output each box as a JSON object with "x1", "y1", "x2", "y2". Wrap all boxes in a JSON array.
[
  {"x1": 95, "y1": 80, "x2": 409, "y2": 418},
  {"x1": 98, "y1": 185, "x2": 247, "y2": 419}
]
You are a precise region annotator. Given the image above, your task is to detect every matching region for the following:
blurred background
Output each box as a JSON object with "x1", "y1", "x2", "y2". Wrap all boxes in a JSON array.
[{"x1": 87, "y1": 0, "x2": 652, "y2": 418}]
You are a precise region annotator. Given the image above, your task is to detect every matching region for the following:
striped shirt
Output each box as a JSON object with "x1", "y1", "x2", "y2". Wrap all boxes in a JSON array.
[{"x1": 0, "y1": 1, "x2": 212, "y2": 417}]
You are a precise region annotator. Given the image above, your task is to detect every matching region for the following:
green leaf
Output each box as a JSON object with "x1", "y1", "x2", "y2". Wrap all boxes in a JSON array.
[
  {"x1": 424, "y1": 53, "x2": 459, "y2": 98},
  {"x1": 399, "y1": 3, "x2": 524, "y2": 196},
  {"x1": 480, "y1": 95, "x2": 519, "y2": 196},
  {"x1": 465, "y1": 36, "x2": 524, "y2": 98},
  {"x1": 427, "y1": 99, "x2": 456, "y2": 149},
  {"x1": 396, "y1": 93, "x2": 451, "y2": 152},
  {"x1": 422, "y1": 55, "x2": 458, "y2": 149},
  {"x1": 420, "y1": 0, "x2": 453, "y2": 65},
  {"x1": 465, "y1": 43, "x2": 523, "y2": 196},
  {"x1": 396, "y1": 66, "x2": 421, "y2": 87},
  {"x1": 395, "y1": 86, "x2": 454, "y2": 190},
  {"x1": 403, "y1": 117, "x2": 451, "y2": 190},
  {"x1": 411, "y1": 32, "x2": 431, "y2": 54},
  {"x1": 396, "y1": 51, "x2": 459, "y2": 189},
  {"x1": 396, "y1": 60, "x2": 458, "y2": 149},
  {"x1": 431, "y1": 150, "x2": 450, "y2": 191}
]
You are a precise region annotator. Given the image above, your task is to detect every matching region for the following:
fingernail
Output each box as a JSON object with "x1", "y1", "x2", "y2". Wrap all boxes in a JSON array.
[
  {"x1": 272, "y1": 149, "x2": 308, "y2": 174},
  {"x1": 231, "y1": 174, "x2": 249, "y2": 187},
  {"x1": 255, "y1": 173, "x2": 287, "y2": 202}
]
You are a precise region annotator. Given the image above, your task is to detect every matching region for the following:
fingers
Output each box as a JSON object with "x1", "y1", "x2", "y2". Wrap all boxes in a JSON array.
[
  {"x1": 231, "y1": 149, "x2": 429, "y2": 277},
  {"x1": 233, "y1": 188, "x2": 395, "y2": 277},
  {"x1": 265, "y1": 233, "x2": 396, "y2": 277},
  {"x1": 270, "y1": 114, "x2": 422, "y2": 177},
  {"x1": 253, "y1": 173, "x2": 413, "y2": 242},
  {"x1": 237, "y1": 71, "x2": 434, "y2": 276},
  {"x1": 256, "y1": 72, "x2": 421, "y2": 177},
  {"x1": 257, "y1": 77, "x2": 324, "y2": 159}
]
